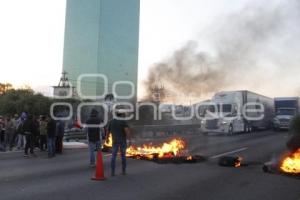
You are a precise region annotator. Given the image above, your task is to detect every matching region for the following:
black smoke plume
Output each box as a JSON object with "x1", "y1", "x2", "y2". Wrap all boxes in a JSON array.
[{"x1": 144, "y1": 1, "x2": 300, "y2": 103}]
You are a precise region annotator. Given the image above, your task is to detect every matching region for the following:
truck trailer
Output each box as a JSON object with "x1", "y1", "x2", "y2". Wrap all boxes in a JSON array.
[{"x1": 201, "y1": 90, "x2": 274, "y2": 134}]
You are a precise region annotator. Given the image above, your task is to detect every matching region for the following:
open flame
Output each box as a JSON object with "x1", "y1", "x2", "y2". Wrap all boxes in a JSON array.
[
  {"x1": 280, "y1": 149, "x2": 300, "y2": 174},
  {"x1": 235, "y1": 157, "x2": 242, "y2": 168},
  {"x1": 186, "y1": 155, "x2": 193, "y2": 161},
  {"x1": 126, "y1": 138, "x2": 186, "y2": 159},
  {"x1": 102, "y1": 136, "x2": 205, "y2": 163},
  {"x1": 104, "y1": 134, "x2": 113, "y2": 148}
]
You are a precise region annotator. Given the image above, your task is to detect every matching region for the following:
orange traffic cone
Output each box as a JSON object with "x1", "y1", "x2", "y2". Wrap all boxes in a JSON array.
[{"x1": 91, "y1": 150, "x2": 106, "y2": 181}]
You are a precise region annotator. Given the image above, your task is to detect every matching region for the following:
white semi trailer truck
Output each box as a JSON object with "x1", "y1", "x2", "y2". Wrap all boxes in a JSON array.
[{"x1": 201, "y1": 90, "x2": 274, "y2": 134}]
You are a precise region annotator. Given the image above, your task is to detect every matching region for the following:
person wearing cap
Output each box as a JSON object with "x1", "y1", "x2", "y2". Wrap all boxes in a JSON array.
[
  {"x1": 85, "y1": 109, "x2": 102, "y2": 167},
  {"x1": 108, "y1": 110, "x2": 131, "y2": 176}
]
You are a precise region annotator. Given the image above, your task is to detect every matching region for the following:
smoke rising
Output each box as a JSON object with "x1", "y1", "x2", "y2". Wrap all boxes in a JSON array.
[{"x1": 144, "y1": 1, "x2": 300, "y2": 103}]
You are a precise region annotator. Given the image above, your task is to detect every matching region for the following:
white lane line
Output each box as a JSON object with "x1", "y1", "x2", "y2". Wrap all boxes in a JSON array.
[
  {"x1": 0, "y1": 150, "x2": 23, "y2": 154},
  {"x1": 210, "y1": 147, "x2": 248, "y2": 159}
]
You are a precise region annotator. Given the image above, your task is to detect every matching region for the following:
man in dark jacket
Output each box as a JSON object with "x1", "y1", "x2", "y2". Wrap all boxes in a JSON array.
[
  {"x1": 287, "y1": 116, "x2": 300, "y2": 152},
  {"x1": 47, "y1": 117, "x2": 57, "y2": 158},
  {"x1": 56, "y1": 120, "x2": 65, "y2": 154},
  {"x1": 108, "y1": 111, "x2": 131, "y2": 176},
  {"x1": 86, "y1": 109, "x2": 102, "y2": 167},
  {"x1": 23, "y1": 115, "x2": 37, "y2": 157}
]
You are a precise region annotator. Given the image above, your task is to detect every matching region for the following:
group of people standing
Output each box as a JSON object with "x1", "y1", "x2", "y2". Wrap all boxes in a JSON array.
[
  {"x1": 1, "y1": 109, "x2": 132, "y2": 176},
  {"x1": 0, "y1": 112, "x2": 65, "y2": 158},
  {"x1": 0, "y1": 113, "x2": 28, "y2": 151},
  {"x1": 0, "y1": 114, "x2": 19, "y2": 151}
]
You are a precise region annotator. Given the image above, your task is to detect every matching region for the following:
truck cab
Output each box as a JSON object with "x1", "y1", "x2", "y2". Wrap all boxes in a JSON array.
[
  {"x1": 201, "y1": 91, "x2": 247, "y2": 134},
  {"x1": 273, "y1": 97, "x2": 300, "y2": 130}
]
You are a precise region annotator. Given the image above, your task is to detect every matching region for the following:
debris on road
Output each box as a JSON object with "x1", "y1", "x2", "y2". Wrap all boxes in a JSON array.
[
  {"x1": 218, "y1": 156, "x2": 242, "y2": 167},
  {"x1": 126, "y1": 138, "x2": 206, "y2": 164},
  {"x1": 263, "y1": 149, "x2": 300, "y2": 178}
]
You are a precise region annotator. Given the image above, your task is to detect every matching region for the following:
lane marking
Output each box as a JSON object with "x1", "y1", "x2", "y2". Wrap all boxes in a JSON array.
[
  {"x1": 210, "y1": 147, "x2": 248, "y2": 159},
  {"x1": 0, "y1": 150, "x2": 23, "y2": 154}
]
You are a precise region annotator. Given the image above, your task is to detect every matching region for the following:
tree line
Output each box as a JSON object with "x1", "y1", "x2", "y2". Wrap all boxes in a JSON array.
[{"x1": 0, "y1": 83, "x2": 80, "y2": 117}]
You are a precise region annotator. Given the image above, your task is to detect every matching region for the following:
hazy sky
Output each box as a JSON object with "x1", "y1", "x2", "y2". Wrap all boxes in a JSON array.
[{"x1": 0, "y1": 0, "x2": 299, "y2": 101}]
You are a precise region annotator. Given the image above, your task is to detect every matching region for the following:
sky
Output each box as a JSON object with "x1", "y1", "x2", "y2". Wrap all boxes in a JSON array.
[{"x1": 0, "y1": 0, "x2": 299, "y2": 102}]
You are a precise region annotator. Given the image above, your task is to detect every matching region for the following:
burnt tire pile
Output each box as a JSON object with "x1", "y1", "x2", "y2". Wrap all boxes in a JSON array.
[
  {"x1": 218, "y1": 156, "x2": 242, "y2": 167},
  {"x1": 263, "y1": 161, "x2": 300, "y2": 179},
  {"x1": 127, "y1": 154, "x2": 207, "y2": 164}
]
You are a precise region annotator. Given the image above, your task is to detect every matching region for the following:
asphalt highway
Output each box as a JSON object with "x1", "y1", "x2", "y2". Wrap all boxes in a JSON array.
[{"x1": 0, "y1": 131, "x2": 299, "y2": 200}]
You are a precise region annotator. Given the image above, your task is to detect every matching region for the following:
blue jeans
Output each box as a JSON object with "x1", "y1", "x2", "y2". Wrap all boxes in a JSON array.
[
  {"x1": 47, "y1": 137, "x2": 56, "y2": 156},
  {"x1": 111, "y1": 142, "x2": 127, "y2": 174},
  {"x1": 88, "y1": 141, "x2": 100, "y2": 165}
]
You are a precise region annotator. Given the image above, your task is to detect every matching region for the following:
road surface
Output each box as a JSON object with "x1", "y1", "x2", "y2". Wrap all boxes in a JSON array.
[{"x1": 0, "y1": 131, "x2": 299, "y2": 200}]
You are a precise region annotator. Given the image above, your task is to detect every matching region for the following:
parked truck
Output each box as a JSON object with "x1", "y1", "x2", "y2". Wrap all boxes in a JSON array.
[
  {"x1": 273, "y1": 97, "x2": 300, "y2": 130},
  {"x1": 201, "y1": 90, "x2": 274, "y2": 134}
]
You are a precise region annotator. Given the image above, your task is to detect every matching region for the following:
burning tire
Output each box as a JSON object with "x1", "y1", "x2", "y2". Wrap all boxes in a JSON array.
[
  {"x1": 263, "y1": 149, "x2": 300, "y2": 178},
  {"x1": 149, "y1": 154, "x2": 206, "y2": 164},
  {"x1": 218, "y1": 156, "x2": 242, "y2": 167},
  {"x1": 126, "y1": 138, "x2": 207, "y2": 164}
]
